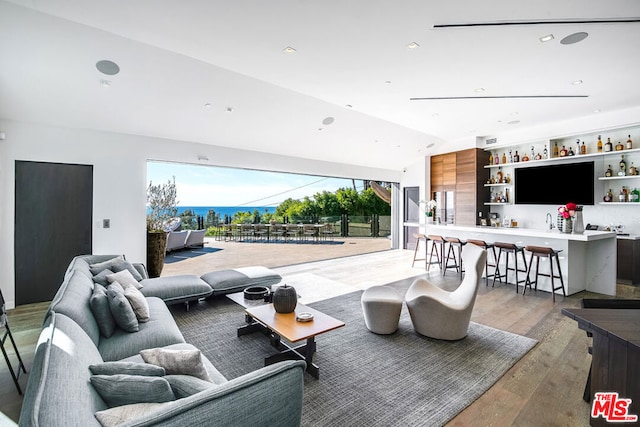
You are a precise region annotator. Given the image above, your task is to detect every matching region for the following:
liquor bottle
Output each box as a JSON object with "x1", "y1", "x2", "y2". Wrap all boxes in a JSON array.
[
  {"x1": 605, "y1": 165, "x2": 613, "y2": 177},
  {"x1": 495, "y1": 152, "x2": 499, "y2": 164},
  {"x1": 632, "y1": 187, "x2": 640, "y2": 202},
  {"x1": 627, "y1": 135, "x2": 633, "y2": 150},
  {"x1": 505, "y1": 188, "x2": 510, "y2": 203},
  {"x1": 530, "y1": 146, "x2": 535, "y2": 159},
  {"x1": 603, "y1": 189, "x2": 613, "y2": 202},
  {"x1": 616, "y1": 140, "x2": 624, "y2": 151},
  {"x1": 581, "y1": 140, "x2": 586, "y2": 155},
  {"x1": 568, "y1": 146, "x2": 575, "y2": 156},
  {"x1": 619, "y1": 189, "x2": 626, "y2": 203},
  {"x1": 560, "y1": 145, "x2": 567, "y2": 157},
  {"x1": 501, "y1": 153, "x2": 507, "y2": 164},
  {"x1": 521, "y1": 152, "x2": 529, "y2": 162},
  {"x1": 619, "y1": 155, "x2": 627, "y2": 176},
  {"x1": 543, "y1": 146, "x2": 548, "y2": 159},
  {"x1": 496, "y1": 167, "x2": 503, "y2": 183},
  {"x1": 488, "y1": 152, "x2": 493, "y2": 165},
  {"x1": 509, "y1": 150, "x2": 513, "y2": 163},
  {"x1": 576, "y1": 139, "x2": 581, "y2": 155},
  {"x1": 605, "y1": 138, "x2": 613, "y2": 152},
  {"x1": 630, "y1": 162, "x2": 637, "y2": 176},
  {"x1": 623, "y1": 186, "x2": 629, "y2": 202},
  {"x1": 553, "y1": 142, "x2": 559, "y2": 157},
  {"x1": 597, "y1": 135, "x2": 603, "y2": 152},
  {"x1": 514, "y1": 150, "x2": 520, "y2": 162}
]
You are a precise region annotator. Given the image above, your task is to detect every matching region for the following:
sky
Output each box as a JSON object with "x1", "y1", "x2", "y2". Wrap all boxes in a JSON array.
[{"x1": 147, "y1": 161, "x2": 364, "y2": 207}]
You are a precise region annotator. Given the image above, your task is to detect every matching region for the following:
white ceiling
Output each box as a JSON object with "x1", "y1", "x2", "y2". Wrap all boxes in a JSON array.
[{"x1": 1, "y1": 0, "x2": 640, "y2": 171}]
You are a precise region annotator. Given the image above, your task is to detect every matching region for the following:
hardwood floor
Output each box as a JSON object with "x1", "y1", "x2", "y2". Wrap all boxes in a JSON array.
[{"x1": 2, "y1": 245, "x2": 638, "y2": 425}]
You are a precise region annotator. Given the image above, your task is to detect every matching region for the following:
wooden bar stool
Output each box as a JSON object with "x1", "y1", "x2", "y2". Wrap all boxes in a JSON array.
[
  {"x1": 524, "y1": 245, "x2": 566, "y2": 302},
  {"x1": 411, "y1": 233, "x2": 428, "y2": 268},
  {"x1": 466, "y1": 239, "x2": 500, "y2": 285},
  {"x1": 492, "y1": 242, "x2": 529, "y2": 292},
  {"x1": 443, "y1": 237, "x2": 466, "y2": 278},
  {"x1": 426, "y1": 235, "x2": 445, "y2": 271}
]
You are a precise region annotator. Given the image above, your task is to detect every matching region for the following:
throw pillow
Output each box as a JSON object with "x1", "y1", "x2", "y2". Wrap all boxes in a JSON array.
[
  {"x1": 90, "y1": 256, "x2": 125, "y2": 276},
  {"x1": 107, "y1": 270, "x2": 142, "y2": 290},
  {"x1": 89, "y1": 284, "x2": 117, "y2": 338},
  {"x1": 90, "y1": 374, "x2": 175, "y2": 407},
  {"x1": 89, "y1": 362, "x2": 165, "y2": 376},
  {"x1": 140, "y1": 348, "x2": 212, "y2": 382},
  {"x1": 93, "y1": 269, "x2": 115, "y2": 287},
  {"x1": 165, "y1": 374, "x2": 216, "y2": 399},
  {"x1": 111, "y1": 260, "x2": 144, "y2": 282},
  {"x1": 124, "y1": 286, "x2": 150, "y2": 322},
  {"x1": 95, "y1": 402, "x2": 167, "y2": 427},
  {"x1": 106, "y1": 285, "x2": 139, "y2": 333}
]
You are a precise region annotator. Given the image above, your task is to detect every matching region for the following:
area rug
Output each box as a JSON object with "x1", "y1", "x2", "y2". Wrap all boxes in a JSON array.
[{"x1": 171, "y1": 287, "x2": 537, "y2": 427}]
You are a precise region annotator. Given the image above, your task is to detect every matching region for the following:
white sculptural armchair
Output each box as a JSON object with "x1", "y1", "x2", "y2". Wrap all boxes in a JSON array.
[{"x1": 405, "y1": 243, "x2": 487, "y2": 340}]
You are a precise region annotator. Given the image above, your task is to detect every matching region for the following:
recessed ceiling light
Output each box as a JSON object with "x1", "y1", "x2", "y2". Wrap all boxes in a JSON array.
[
  {"x1": 225, "y1": 107, "x2": 234, "y2": 113},
  {"x1": 204, "y1": 103, "x2": 212, "y2": 108},
  {"x1": 345, "y1": 104, "x2": 353, "y2": 108},
  {"x1": 507, "y1": 120, "x2": 520, "y2": 125},
  {"x1": 322, "y1": 117, "x2": 335, "y2": 126},
  {"x1": 407, "y1": 42, "x2": 420, "y2": 49},
  {"x1": 96, "y1": 60, "x2": 120, "y2": 75},
  {"x1": 539, "y1": 34, "x2": 554, "y2": 43},
  {"x1": 385, "y1": 80, "x2": 392, "y2": 84},
  {"x1": 474, "y1": 88, "x2": 485, "y2": 93},
  {"x1": 283, "y1": 46, "x2": 296, "y2": 53},
  {"x1": 572, "y1": 79, "x2": 583, "y2": 85},
  {"x1": 99, "y1": 79, "x2": 111, "y2": 88},
  {"x1": 426, "y1": 143, "x2": 435, "y2": 149},
  {"x1": 560, "y1": 32, "x2": 588, "y2": 45}
]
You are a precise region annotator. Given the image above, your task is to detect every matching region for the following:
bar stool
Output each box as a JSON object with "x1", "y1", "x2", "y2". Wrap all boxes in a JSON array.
[
  {"x1": 492, "y1": 242, "x2": 529, "y2": 292},
  {"x1": 524, "y1": 245, "x2": 566, "y2": 302},
  {"x1": 443, "y1": 237, "x2": 466, "y2": 278},
  {"x1": 426, "y1": 235, "x2": 445, "y2": 271},
  {"x1": 466, "y1": 239, "x2": 500, "y2": 285},
  {"x1": 411, "y1": 233, "x2": 428, "y2": 268}
]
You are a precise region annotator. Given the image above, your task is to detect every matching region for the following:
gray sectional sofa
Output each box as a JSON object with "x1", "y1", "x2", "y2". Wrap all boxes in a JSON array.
[{"x1": 19, "y1": 255, "x2": 305, "y2": 427}]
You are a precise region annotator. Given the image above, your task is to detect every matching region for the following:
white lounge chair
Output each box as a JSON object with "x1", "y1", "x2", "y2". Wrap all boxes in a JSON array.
[
  {"x1": 185, "y1": 229, "x2": 206, "y2": 248},
  {"x1": 166, "y1": 230, "x2": 188, "y2": 252}
]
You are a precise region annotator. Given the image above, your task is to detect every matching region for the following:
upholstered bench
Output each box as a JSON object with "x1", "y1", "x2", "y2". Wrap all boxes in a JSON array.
[
  {"x1": 201, "y1": 266, "x2": 282, "y2": 297},
  {"x1": 361, "y1": 285, "x2": 403, "y2": 334},
  {"x1": 139, "y1": 275, "x2": 213, "y2": 308}
]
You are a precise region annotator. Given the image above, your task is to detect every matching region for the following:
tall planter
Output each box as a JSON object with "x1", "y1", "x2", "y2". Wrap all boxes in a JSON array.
[{"x1": 146, "y1": 231, "x2": 167, "y2": 278}]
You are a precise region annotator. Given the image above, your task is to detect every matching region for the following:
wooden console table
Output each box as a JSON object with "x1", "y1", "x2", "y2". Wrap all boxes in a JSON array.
[{"x1": 562, "y1": 308, "x2": 640, "y2": 426}]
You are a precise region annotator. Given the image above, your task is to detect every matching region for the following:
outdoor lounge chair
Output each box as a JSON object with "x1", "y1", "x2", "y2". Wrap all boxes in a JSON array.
[
  {"x1": 166, "y1": 230, "x2": 189, "y2": 252},
  {"x1": 185, "y1": 229, "x2": 206, "y2": 248}
]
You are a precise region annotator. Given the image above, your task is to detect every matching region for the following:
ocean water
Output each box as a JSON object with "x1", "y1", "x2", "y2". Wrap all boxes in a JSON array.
[{"x1": 176, "y1": 206, "x2": 276, "y2": 218}]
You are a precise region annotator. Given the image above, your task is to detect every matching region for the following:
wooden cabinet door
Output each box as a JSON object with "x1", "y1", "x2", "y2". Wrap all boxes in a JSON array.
[
  {"x1": 442, "y1": 153, "x2": 456, "y2": 187},
  {"x1": 430, "y1": 155, "x2": 443, "y2": 191}
]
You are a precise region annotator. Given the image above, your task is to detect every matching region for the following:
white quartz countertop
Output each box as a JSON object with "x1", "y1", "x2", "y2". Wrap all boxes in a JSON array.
[
  {"x1": 616, "y1": 234, "x2": 640, "y2": 240},
  {"x1": 422, "y1": 224, "x2": 616, "y2": 242}
]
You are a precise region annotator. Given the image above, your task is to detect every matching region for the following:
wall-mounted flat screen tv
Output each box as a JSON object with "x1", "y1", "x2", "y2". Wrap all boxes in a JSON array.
[{"x1": 514, "y1": 161, "x2": 595, "y2": 205}]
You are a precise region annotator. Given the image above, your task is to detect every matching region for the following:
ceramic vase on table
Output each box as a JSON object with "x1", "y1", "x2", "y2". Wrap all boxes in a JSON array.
[
  {"x1": 272, "y1": 284, "x2": 297, "y2": 313},
  {"x1": 572, "y1": 208, "x2": 584, "y2": 234}
]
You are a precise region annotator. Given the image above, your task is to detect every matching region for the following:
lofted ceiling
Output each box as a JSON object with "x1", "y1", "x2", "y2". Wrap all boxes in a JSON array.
[{"x1": 1, "y1": 0, "x2": 640, "y2": 171}]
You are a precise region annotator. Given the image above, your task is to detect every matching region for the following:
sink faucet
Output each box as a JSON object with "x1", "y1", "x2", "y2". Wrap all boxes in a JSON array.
[{"x1": 545, "y1": 213, "x2": 554, "y2": 231}]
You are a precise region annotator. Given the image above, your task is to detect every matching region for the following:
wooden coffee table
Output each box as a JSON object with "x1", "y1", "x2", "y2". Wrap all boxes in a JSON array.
[{"x1": 237, "y1": 303, "x2": 345, "y2": 379}]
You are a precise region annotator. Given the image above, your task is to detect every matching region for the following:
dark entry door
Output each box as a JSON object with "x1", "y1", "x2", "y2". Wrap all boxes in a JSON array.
[{"x1": 15, "y1": 161, "x2": 93, "y2": 305}]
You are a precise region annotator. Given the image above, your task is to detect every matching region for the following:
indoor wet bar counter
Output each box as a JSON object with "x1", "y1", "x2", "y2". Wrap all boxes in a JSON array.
[{"x1": 423, "y1": 224, "x2": 617, "y2": 296}]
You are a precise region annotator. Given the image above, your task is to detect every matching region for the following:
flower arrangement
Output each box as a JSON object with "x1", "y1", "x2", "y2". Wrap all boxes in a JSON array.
[
  {"x1": 426, "y1": 199, "x2": 437, "y2": 216},
  {"x1": 557, "y1": 202, "x2": 577, "y2": 219}
]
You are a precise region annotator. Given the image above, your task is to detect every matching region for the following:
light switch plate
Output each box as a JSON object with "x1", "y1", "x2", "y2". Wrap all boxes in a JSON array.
[{"x1": 103, "y1": 219, "x2": 110, "y2": 228}]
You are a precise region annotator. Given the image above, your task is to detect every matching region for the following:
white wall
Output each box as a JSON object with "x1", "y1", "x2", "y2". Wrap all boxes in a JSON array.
[{"x1": 0, "y1": 119, "x2": 402, "y2": 309}]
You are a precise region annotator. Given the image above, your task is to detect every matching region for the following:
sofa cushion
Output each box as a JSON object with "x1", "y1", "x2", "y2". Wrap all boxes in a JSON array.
[
  {"x1": 140, "y1": 348, "x2": 211, "y2": 382},
  {"x1": 89, "y1": 256, "x2": 125, "y2": 276},
  {"x1": 110, "y1": 260, "x2": 144, "y2": 282},
  {"x1": 90, "y1": 374, "x2": 175, "y2": 407},
  {"x1": 89, "y1": 285, "x2": 117, "y2": 338},
  {"x1": 48, "y1": 270, "x2": 101, "y2": 346},
  {"x1": 139, "y1": 275, "x2": 212, "y2": 305},
  {"x1": 106, "y1": 285, "x2": 139, "y2": 333},
  {"x1": 98, "y1": 298, "x2": 185, "y2": 361},
  {"x1": 92, "y1": 269, "x2": 114, "y2": 287},
  {"x1": 94, "y1": 402, "x2": 169, "y2": 427},
  {"x1": 200, "y1": 266, "x2": 282, "y2": 296},
  {"x1": 119, "y1": 343, "x2": 227, "y2": 385},
  {"x1": 107, "y1": 270, "x2": 143, "y2": 290},
  {"x1": 124, "y1": 286, "x2": 150, "y2": 322},
  {"x1": 89, "y1": 361, "x2": 165, "y2": 376},
  {"x1": 165, "y1": 375, "x2": 216, "y2": 398},
  {"x1": 19, "y1": 313, "x2": 107, "y2": 427}
]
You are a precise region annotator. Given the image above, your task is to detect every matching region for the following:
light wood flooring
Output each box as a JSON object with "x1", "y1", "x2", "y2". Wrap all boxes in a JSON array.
[{"x1": 2, "y1": 240, "x2": 639, "y2": 425}]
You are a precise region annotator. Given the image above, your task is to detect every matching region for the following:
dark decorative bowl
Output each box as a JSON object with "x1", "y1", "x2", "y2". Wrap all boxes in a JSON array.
[{"x1": 243, "y1": 286, "x2": 270, "y2": 300}]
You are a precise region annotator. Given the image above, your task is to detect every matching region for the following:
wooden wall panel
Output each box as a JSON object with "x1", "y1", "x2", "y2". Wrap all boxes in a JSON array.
[{"x1": 442, "y1": 153, "x2": 456, "y2": 187}]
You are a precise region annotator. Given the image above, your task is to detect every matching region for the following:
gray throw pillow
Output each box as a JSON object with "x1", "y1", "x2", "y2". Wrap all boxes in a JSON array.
[
  {"x1": 93, "y1": 269, "x2": 115, "y2": 287},
  {"x1": 89, "y1": 284, "x2": 116, "y2": 338},
  {"x1": 111, "y1": 260, "x2": 144, "y2": 282},
  {"x1": 140, "y1": 348, "x2": 212, "y2": 382},
  {"x1": 107, "y1": 270, "x2": 142, "y2": 290},
  {"x1": 95, "y1": 403, "x2": 168, "y2": 427},
  {"x1": 124, "y1": 286, "x2": 150, "y2": 322},
  {"x1": 90, "y1": 374, "x2": 175, "y2": 407},
  {"x1": 106, "y1": 285, "x2": 138, "y2": 333},
  {"x1": 89, "y1": 362, "x2": 165, "y2": 376},
  {"x1": 90, "y1": 256, "x2": 125, "y2": 276},
  {"x1": 165, "y1": 375, "x2": 216, "y2": 399}
]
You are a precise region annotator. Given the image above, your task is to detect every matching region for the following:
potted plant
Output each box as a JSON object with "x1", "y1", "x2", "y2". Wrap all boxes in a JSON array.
[{"x1": 146, "y1": 177, "x2": 178, "y2": 277}]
